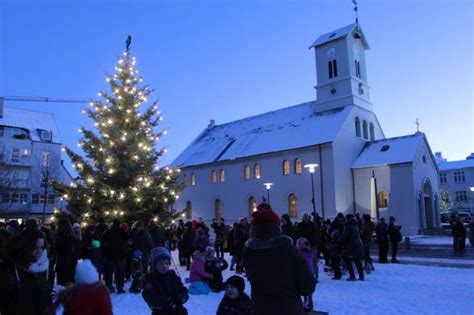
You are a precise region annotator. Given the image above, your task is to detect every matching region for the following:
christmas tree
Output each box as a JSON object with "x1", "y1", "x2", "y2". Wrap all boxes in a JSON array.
[{"x1": 55, "y1": 37, "x2": 180, "y2": 226}]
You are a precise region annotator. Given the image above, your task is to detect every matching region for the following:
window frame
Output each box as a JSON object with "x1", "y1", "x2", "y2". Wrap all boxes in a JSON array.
[
  {"x1": 294, "y1": 158, "x2": 302, "y2": 174},
  {"x1": 254, "y1": 164, "x2": 261, "y2": 179},
  {"x1": 283, "y1": 160, "x2": 290, "y2": 176},
  {"x1": 288, "y1": 193, "x2": 298, "y2": 218}
]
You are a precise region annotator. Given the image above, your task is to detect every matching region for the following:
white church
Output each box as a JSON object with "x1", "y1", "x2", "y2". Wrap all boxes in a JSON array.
[{"x1": 171, "y1": 22, "x2": 440, "y2": 235}]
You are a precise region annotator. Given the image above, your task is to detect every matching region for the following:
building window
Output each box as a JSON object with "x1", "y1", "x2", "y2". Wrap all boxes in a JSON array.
[
  {"x1": 215, "y1": 199, "x2": 222, "y2": 219},
  {"x1": 378, "y1": 191, "x2": 388, "y2": 208},
  {"x1": 288, "y1": 194, "x2": 298, "y2": 218},
  {"x1": 48, "y1": 194, "x2": 55, "y2": 204},
  {"x1": 211, "y1": 170, "x2": 217, "y2": 183},
  {"x1": 10, "y1": 193, "x2": 19, "y2": 203},
  {"x1": 1, "y1": 193, "x2": 9, "y2": 203},
  {"x1": 183, "y1": 175, "x2": 188, "y2": 187},
  {"x1": 355, "y1": 60, "x2": 361, "y2": 78},
  {"x1": 254, "y1": 164, "x2": 260, "y2": 179},
  {"x1": 185, "y1": 201, "x2": 192, "y2": 219},
  {"x1": 244, "y1": 165, "x2": 250, "y2": 180},
  {"x1": 219, "y1": 169, "x2": 225, "y2": 183},
  {"x1": 11, "y1": 148, "x2": 20, "y2": 163},
  {"x1": 328, "y1": 61, "x2": 333, "y2": 78},
  {"x1": 20, "y1": 193, "x2": 28, "y2": 204},
  {"x1": 328, "y1": 59, "x2": 338, "y2": 78},
  {"x1": 294, "y1": 158, "x2": 302, "y2": 174},
  {"x1": 248, "y1": 196, "x2": 257, "y2": 218},
  {"x1": 439, "y1": 173, "x2": 447, "y2": 184},
  {"x1": 454, "y1": 171, "x2": 465, "y2": 183},
  {"x1": 191, "y1": 174, "x2": 196, "y2": 186},
  {"x1": 355, "y1": 117, "x2": 361, "y2": 137},
  {"x1": 455, "y1": 191, "x2": 467, "y2": 202},
  {"x1": 283, "y1": 160, "x2": 290, "y2": 175},
  {"x1": 32, "y1": 194, "x2": 40, "y2": 204},
  {"x1": 362, "y1": 120, "x2": 368, "y2": 140},
  {"x1": 332, "y1": 60, "x2": 338, "y2": 77},
  {"x1": 369, "y1": 123, "x2": 375, "y2": 141}
]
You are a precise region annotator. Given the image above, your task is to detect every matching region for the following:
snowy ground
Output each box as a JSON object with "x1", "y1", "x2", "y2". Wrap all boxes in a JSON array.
[
  {"x1": 103, "y1": 251, "x2": 473, "y2": 315},
  {"x1": 409, "y1": 235, "x2": 454, "y2": 246}
]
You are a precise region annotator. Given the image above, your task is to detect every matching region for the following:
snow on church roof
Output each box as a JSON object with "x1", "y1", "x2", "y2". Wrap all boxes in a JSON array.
[
  {"x1": 309, "y1": 23, "x2": 370, "y2": 49},
  {"x1": 438, "y1": 159, "x2": 474, "y2": 171},
  {"x1": 352, "y1": 133, "x2": 425, "y2": 169},
  {"x1": 172, "y1": 101, "x2": 351, "y2": 167},
  {"x1": 0, "y1": 106, "x2": 62, "y2": 143}
]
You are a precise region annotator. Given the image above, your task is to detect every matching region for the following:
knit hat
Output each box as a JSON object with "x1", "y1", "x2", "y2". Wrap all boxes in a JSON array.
[
  {"x1": 252, "y1": 202, "x2": 281, "y2": 225},
  {"x1": 296, "y1": 237, "x2": 311, "y2": 250},
  {"x1": 75, "y1": 259, "x2": 99, "y2": 285},
  {"x1": 225, "y1": 275, "x2": 245, "y2": 293},
  {"x1": 91, "y1": 240, "x2": 100, "y2": 249},
  {"x1": 151, "y1": 247, "x2": 171, "y2": 266}
]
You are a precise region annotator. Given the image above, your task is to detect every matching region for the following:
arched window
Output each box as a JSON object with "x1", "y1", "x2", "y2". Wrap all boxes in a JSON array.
[
  {"x1": 369, "y1": 123, "x2": 375, "y2": 141},
  {"x1": 191, "y1": 174, "x2": 196, "y2": 186},
  {"x1": 211, "y1": 170, "x2": 217, "y2": 183},
  {"x1": 328, "y1": 61, "x2": 333, "y2": 78},
  {"x1": 332, "y1": 60, "x2": 338, "y2": 77},
  {"x1": 254, "y1": 164, "x2": 260, "y2": 179},
  {"x1": 183, "y1": 175, "x2": 188, "y2": 187},
  {"x1": 185, "y1": 201, "x2": 192, "y2": 219},
  {"x1": 215, "y1": 199, "x2": 222, "y2": 219},
  {"x1": 362, "y1": 120, "x2": 368, "y2": 140},
  {"x1": 378, "y1": 191, "x2": 388, "y2": 208},
  {"x1": 283, "y1": 160, "x2": 290, "y2": 175},
  {"x1": 355, "y1": 117, "x2": 361, "y2": 137},
  {"x1": 219, "y1": 169, "x2": 225, "y2": 183},
  {"x1": 244, "y1": 165, "x2": 250, "y2": 180},
  {"x1": 294, "y1": 158, "x2": 302, "y2": 174},
  {"x1": 248, "y1": 196, "x2": 257, "y2": 219},
  {"x1": 288, "y1": 194, "x2": 298, "y2": 218},
  {"x1": 355, "y1": 60, "x2": 361, "y2": 78}
]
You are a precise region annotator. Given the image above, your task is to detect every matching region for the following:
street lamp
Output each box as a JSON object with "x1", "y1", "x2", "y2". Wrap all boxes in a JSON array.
[
  {"x1": 470, "y1": 187, "x2": 474, "y2": 214},
  {"x1": 372, "y1": 170, "x2": 379, "y2": 220},
  {"x1": 263, "y1": 182, "x2": 273, "y2": 204},
  {"x1": 304, "y1": 164, "x2": 321, "y2": 218}
]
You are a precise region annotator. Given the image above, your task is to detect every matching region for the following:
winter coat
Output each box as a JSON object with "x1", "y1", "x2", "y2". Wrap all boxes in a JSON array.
[
  {"x1": 214, "y1": 224, "x2": 227, "y2": 245},
  {"x1": 55, "y1": 236, "x2": 77, "y2": 285},
  {"x1": 101, "y1": 226, "x2": 129, "y2": 259},
  {"x1": 85, "y1": 246, "x2": 102, "y2": 273},
  {"x1": 328, "y1": 230, "x2": 342, "y2": 258},
  {"x1": 243, "y1": 223, "x2": 315, "y2": 315},
  {"x1": 340, "y1": 219, "x2": 364, "y2": 259},
  {"x1": 388, "y1": 223, "x2": 403, "y2": 243},
  {"x1": 131, "y1": 229, "x2": 154, "y2": 259},
  {"x1": 217, "y1": 292, "x2": 251, "y2": 315},
  {"x1": 280, "y1": 222, "x2": 296, "y2": 243},
  {"x1": 360, "y1": 220, "x2": 375, "y2": 246},
  {"x1": 189, "y1": 259, "x2": 213, "y2": 283},
  {"x1": 452, "y1": 222, "x2": 466, "y2": 239},
  {"x1": 296, "y1": 221, "x2": 317, "y2": 248},
  {"x1": 149, "y1": 226, "x2": 166, "y2": 248},
  {"x1": 193, "y1": 234, "x2": 210, "y2": 252},
  {"x1": 0, "y1": 252, "x2": 51, "y2": 315},
  {"x1": 233, "y1": 225, "x2": 248, "y2": 255},
  {"x1": 375, "y1": 221, "x2": 389, "y2": 243},
  {"x1": 142, "y1": 270, "x2": 189, "y2": 314},
  {"x1": 181, "y1": 229, "x2": 196, "y2": 254},
  {"x1": 205, "y1": 257, "x2": 228, "y2": 290},
  {"x1": 299, "y1": 248, "x2": 314, "y2": 276},
  {"x1": 62, "y1": 283, "x2": 112, "y2": 315}
]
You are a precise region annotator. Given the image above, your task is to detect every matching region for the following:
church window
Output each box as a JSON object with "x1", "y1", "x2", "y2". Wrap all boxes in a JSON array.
[
  {"x1": 183, "y1": 175, "x2": 188, "y2": 187},
  {"x1": 362, "y1": 120, "x2": 368, "y2": 140},
  {"x1": 248, "y1": 196, "x2": 257, "y2": 218},
  {"x1": 355, "y1": 117, "x2": 361, "y2": 137},
  {"x1": 328, "y1": 61, "x2": 333, "y2": 78},
  {"x1": 332, "y1": 60, "x2": 338, "y2": 77},
  {"x1": 294, "y1": 158, "x2": 302, "y2": 174},
  {"x1": 369, "y1": 123, "x2": 375, "y2": 141},
  {"x1": 219, "y1": 169, "x2": 225, "y2": 183},
  {"x1": 355, "y1": 60, "x2": 361, "y2": 78},
  {"x1": 288, "y1": 194, "x2": 298, "y2": 218},
  {"x1": 244, "y1": 165, "x2": 250, "y2": 180},
  {"x1": 378, "y1": 191, "x2": 388, "y2": 208},
  {"x1": 211, "y1": 170, "x2": 217, "y2": 183},
  {"x1": 283, "y1": 160, "x2": 290, "y2": 175},
  {"x1": 422, "y1": 155, "x2": 426, "y2": 163},
  {"x1": 191, "y1": 174, "x2": 196, "y2": 186},
  {"x1": 454, "y1": 171, "x2": 465, "y2": 183},
  {"x1": 185, "y1": 201, "x2": 192, "y2": 219},
  {"x1": 215, "y1": 199, "x2": 222, "y2": 219},
  {"x1": 439, "y1": 173, "x2": 447, "y2": 184},
  {"x1": 254, "y1": 164, "x2": 261, "y2": 179}
]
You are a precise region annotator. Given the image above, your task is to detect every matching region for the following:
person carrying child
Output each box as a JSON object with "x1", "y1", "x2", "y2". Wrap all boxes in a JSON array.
[
  {"x1": 204, "y1": 246, "x2": 229, "y2": 292},
  {"x1": 142, "y1": 247, "x2": 189, "y2": 315},
  {"x1": 217, "y1": 275, "x2": 251, "y2": 315}
]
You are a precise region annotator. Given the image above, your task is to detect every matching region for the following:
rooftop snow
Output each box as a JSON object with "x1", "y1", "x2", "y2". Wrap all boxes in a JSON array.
[
  {"x1": 0, "y1": 106, "x2": 62, "y2": 143},
  {"x1": 352, "y1": 133, "x2": 425, "y2": 169},
  {"x1": 438, "y1": 159, "x2": 474, "y2": 171},
  {"x1": 172, "y1": 101, "x2": 352, "y2": 167},
  {"x1": 309, "y1": 23, "x2": 369, "y2": 49}
]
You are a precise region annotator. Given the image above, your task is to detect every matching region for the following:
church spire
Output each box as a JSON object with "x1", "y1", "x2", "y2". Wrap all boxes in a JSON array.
[{"x1": 353, "y1": 0, "x2": 359, "y2": 25}]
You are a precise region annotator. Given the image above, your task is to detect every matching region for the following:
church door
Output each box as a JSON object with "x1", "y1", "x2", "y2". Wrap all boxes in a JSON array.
[{"x1": 423, "y1": 181, "x2": 433, "y2": 228}]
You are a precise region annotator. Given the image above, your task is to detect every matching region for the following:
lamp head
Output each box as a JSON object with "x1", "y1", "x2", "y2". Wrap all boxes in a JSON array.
[
  {"x1": 263, "y1": 182, "x2": 274, "y2": 190},
  {"x1": 304, "y1": 163, "x2": 319, "y2": 173}
]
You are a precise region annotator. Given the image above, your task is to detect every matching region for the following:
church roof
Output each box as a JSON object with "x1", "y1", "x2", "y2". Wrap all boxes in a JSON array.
[
  {"x1": 352, "y1": 133, "x2": 428, "y2": 169},
  {"x1": 309, "y1": 23, "x2": 370, "y2": 49},
  {"x1": 0, "y1": 106, "x2": 62, "y2": 143},
  {"x1": 438, "y1": 159, "x2": 474, "y2": 171},
  {"x1": 172, "y1": 101, "x2": 352, "y2": 167}
]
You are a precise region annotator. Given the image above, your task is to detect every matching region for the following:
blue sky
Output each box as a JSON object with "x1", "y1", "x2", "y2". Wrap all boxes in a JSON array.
[{"x1": 1, "y1": 0, "x2": 472, "y2": 169}]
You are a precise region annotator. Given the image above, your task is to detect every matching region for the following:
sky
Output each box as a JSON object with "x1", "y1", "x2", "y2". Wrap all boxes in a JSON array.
[{"x1": 1, "y1": 0, "x2": 473, "y2": 171}]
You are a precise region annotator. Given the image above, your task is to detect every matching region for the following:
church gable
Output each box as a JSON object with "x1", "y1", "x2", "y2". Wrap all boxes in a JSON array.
[{"x1": 309, "y1": 23, "x2": 369, "y2": 49}]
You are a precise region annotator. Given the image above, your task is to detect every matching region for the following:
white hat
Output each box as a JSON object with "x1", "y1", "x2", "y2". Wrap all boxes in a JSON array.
[{"x1": 75, "y1": 259, "x2": 99, "y2": 285}]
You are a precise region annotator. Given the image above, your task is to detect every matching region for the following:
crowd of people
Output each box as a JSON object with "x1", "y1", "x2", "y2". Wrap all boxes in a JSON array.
[{"x1": 0, "y1": 204, "x2": 471, "y2": 315}]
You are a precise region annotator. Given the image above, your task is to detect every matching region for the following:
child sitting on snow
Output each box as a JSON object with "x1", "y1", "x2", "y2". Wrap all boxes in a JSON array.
[
  {"x1": 188, "y1": 250, "x2": 213, "y2": 295},
  {"x1": 142, "y1": 247, "x2": 189, "y2": 315},
  {"x1": 296, "y1": 237, "x2": 315, "y2": 313},
  {"x1": 217, "y1": 275, "x2": 251, "y2": 315},
  {"x1": 204, "y1": 246, "x2": 228, "y2": 292}
]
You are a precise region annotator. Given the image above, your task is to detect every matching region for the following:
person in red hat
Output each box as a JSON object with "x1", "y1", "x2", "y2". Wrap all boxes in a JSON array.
[{"x1": 243, "y1": 199, "x2": 316, "y2": 315}]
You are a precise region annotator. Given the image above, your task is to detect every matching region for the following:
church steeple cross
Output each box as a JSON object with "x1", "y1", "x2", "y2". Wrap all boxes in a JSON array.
[{"x1": 415, "y1": 118, "x2": 420, "y2": 132}]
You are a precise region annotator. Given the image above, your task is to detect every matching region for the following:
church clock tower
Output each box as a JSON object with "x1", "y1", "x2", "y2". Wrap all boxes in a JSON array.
[{"x1": 310, "y1": 23, "x2": 372, "y2": 113}]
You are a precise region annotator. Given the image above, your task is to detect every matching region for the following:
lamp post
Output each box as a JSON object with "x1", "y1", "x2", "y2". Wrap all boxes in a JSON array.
[
  {"x1": 470, "y1": 187, "x2": 474, "y2": 214},
  {"x1": 263, "y1": 182, "x2": 273, "y2": 204},
  {"x1": 304, "y1": 164, "x2": 321, "y2": 218},
  {"x1": 372, "y1": 170, "x2": 380, "y2": 220}
]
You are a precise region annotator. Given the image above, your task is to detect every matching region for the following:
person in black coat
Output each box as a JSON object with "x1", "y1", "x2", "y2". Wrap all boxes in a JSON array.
[
  {"x1": 340, "y1": 214, "x2": 364, "y2": 281},
  {"x1": 148, "y1": 220, "x2": 166, "y2": 248},
  {"x1": 233, "y1": 219, "x2": 248, "y2": 274},
  {"x1": 204, "y1": 247, "x2": 229, "y2": 292},
  {"x1": 181, "y1": 222, "x2": 196, "y2": 271},
  {"x1": 243, "y1": 202, "x2": 316, "y2": 315},
  {"x1": 142, "y1": 247, "x2": 189, "y2": 315},
  {"x1": 280, "y1": 214, "x2": 295, "y2": 244},
  {"x1": 212, "y1": 218, "x2": 227, "y2": 259},
  {"x1": 217, "y1": 275, "x2": 251, "y2": 315},
  {"x1": 101, "y1": 219, "x2": 129, "y2": 293},
  {"x1": 388, "y1": 216, "x2": 402, "y2": 263},
  {"x1": 55, "y1": 219, "x2": 77, "y2": 285},
  {"x1": 452, "y1": 216, "x2": 466, "y2": 253},
  {"x1": 296, "y1": 213, "x2": 319, "y2": 279},
  {"x1": 360, "y1": 214, "x2": 375, "y2": 272},
  {"x1": 375, "y1": 217, "x2": 389, "y2": 263}
]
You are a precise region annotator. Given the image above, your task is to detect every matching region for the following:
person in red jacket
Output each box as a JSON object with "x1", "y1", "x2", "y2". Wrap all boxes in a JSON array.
[{"x1": 50, "y1": 259, "x2": 113, "y2": 315}]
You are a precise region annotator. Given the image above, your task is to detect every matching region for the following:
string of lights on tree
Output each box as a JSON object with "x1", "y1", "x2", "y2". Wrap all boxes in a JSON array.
[{"x1": 53, "y1": 39, "x2": 181, "y2": 226}]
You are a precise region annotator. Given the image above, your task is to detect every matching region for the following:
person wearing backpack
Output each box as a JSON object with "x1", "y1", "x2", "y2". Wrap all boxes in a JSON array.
[{"x1": 388, "y1": 216, "x2": 402, "y2": 263}]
